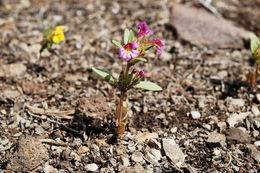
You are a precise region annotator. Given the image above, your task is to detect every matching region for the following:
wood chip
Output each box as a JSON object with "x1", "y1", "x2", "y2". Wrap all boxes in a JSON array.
[{"x1": 26, "y1": 105, "x2": 75, "y2": 119}]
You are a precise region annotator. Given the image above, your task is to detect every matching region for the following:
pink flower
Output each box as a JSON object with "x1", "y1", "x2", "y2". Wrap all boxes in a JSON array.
[
  {"x1": 137, "y1": 22, "x2": 154, "y2": 38},
  {"x1": 151, "y1": 38, "x2": 165, "y2": 54},
  {"x1": 138, "y1": 70, "x2": 146, "y2": 77},
  {"x1": 118, "y1": 42, "x2": 139, "y2": 61}
]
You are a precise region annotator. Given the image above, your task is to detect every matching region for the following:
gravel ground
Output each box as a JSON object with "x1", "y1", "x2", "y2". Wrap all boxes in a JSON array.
[{"x1": 0, "y1": 0, "x2": 259, "y2": 172}]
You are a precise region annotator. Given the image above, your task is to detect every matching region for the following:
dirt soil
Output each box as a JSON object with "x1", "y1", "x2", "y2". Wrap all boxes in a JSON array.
[{"x1": 0, "y1": 0, "x2": 259, "y2": 172}]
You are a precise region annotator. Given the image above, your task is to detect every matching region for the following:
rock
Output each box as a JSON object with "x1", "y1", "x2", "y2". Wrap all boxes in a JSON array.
[
  {"x1": 7, "y1": 136, "x2": 49, "y2": 172},
  {"x1": 228, "y1": 98, "x2": 245, "y2": 108},
  {"x1": 213, "y1": 149, "x2": 221, "y2": 156},
  {"x1": 121, "y1": 156, "x2": 130, "y2": 167},
  {"x1": 246, "y1": 144, "x2": 260, "y2": 163},
  {"x1": 145, "y1": 148, "x2": 162, "y2": 163},
  {"x1": 207, "y1": 132, "x2": 226, "y2": 147},
  {"x1": 256, "y1": 94, "x2": 260, "y2": 103},
  {"x1": 134, "y1": 132, "x2": 159, "y2": 142},
  {"x1": 2, "y1": 89, "x2": 20, "y2": 100},
  {"x1": 77, "y1": 146, "x2": 89, "y2": 155},
  {"x1": 254, "y1": 141, "x2": 260, "y2": 147},
  {"x1": 190, "y1": 111, "x2": 201, "y2": 119},
  {"x1": 162, "y1": 138, "x2": 185, "y2": 166},
  {"x1": 227, "y1": 112, "x2": 250, "y2": 127},
  {"x1": 0, "y1": 63, "x2": 27, "y2": 78},
  {"x1": 170, "y1": 3, "x2": 249, "y2": 48},
  {"x1": 217, "y1": 122, "x2": 227, "y2": 132},
  {"x1": 226, "y1": 128, "x2": 251, "y2": 144},
  {"x1": 147, "y1": 139, "x2": 161, "y2": 149},
  {"x1": 131, "y1": 152, "x2": 143, "y2": 163},
  {"x1": 122, "y1": 163, "x2": 145, "y2": 173},
  {"x1": 251, "y1": 106, "x2": 260, "y2": 117},
  {"x1": 159, "y1": 51, "x2": 172, "y2": 61},
  {"x1": 43, "y1": 163, "x2": 58, "y2": 173},
  {"x1": 85, "y1": 163, "x2": 98, "y2": 172}
]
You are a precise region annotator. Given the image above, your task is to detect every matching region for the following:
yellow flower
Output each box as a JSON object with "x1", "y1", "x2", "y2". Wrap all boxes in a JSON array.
[{"x1": 51, "y1": 26, "x2": 65, "y2": 44}]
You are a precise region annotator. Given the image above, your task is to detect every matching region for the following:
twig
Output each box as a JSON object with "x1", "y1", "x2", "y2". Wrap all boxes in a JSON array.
[
  {"x1": 27, "y1": 111, "x2": 81, "y2": 135},
  {"x1": 199, "y1": 0, "x2": 222, "y2": 17}
]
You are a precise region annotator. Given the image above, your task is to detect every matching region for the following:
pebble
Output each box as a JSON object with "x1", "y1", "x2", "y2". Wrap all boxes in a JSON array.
[
  {"x1": 85, "y1": 163, "x2": 98, "y2": 172},
  {"x1": 228, "y1": 98, "x2": 245, "y2": 108},
  {"x1": 190, "y1": 111, "x2": 201, "y2": 119},
  {"x1": 213, "y1": 149, "x2": 221, "y2": 156},
  {"x1": 217, "y1": 122, "x2": 227, "y2": 132},
  {"x1": 256, "y1": 94, "x2": 260, "y2": 103},
  {"x1": 131, "y1": 152, "x2": 144, "y2": 163},
  {"x1": 77, "y1": 146, "x2": 89, "y2": 155},
  {"x1": 227, "y1": 112, "x2": 250, "y2": 127},
  {"x1": 226, "y1": 128, "x2": 251, "y2": 144},
  {"x1": 246, "y1": 144, "x2": 260, "y2": 163},
  {"x1": 251, "y1": 106, "x2": 260, "y2": 117},
  {"x1": 207, "y1": 132, "x2": 226, "y2": 147},
  {"x1": 122, "y1": 156, "x2": 130, "y2": 167},
  {"x1": 160, "y1": 51, "x2": 172, "y2": 61},
  {"x1": 162, "y1": 138, "x2": 185, "y2": 166},
  {"x1": 254, "y1": 141, "x2": 260, "y2": 147},
  {"x1": 145, "y1": 148, "x2": 162, "y2": 163}
]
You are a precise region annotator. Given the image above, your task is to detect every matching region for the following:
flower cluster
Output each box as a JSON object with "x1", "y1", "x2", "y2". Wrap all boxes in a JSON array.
[
  {"x1": 40, "y1": 26, "x2": 66, "y2": 52},
  {"x1": 118, "y1": 22, "x2": 165, "y2": 61}
]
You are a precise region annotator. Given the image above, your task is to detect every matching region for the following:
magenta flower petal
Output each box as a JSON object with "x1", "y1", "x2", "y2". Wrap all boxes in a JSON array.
[
  {"x1": 118, "y1": 42, "x2": 139, "y2": 61},
  {"x1": 151, "y1": 38, "x2": 165, "y2": 54},
  {"x1": 138, "y1": 70, "x2": 147, "y2": 77},
  {"x1": 137, "y1": 22, "x2": 154, "y2": 38}
]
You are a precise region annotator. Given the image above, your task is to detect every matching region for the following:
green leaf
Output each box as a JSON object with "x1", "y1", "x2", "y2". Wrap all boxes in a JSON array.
[
  {"x1": 129, "y1": 57, "x2": 147, "y2": 65},
  {"x1": 134, "y1": 81, "x2": 162, "y2": 91},
  {"x1": 92, "y1": 67, "x2": 115, "y2": 83},
  {"x1": 112, "y1": 40, "x2": 122, "y2": 48},
  {"x1": 128, "y1": 30, "x2": 135, "y2": 42},
  {"x1": 250, "y1": 33, "x2": 260, "y2": 53},
  {"x1": 124, "y1": 29, "x2": 130, "y2": 44},
  {"x1": 144, "y1": 45, "x2": 154, "y2": 51}
]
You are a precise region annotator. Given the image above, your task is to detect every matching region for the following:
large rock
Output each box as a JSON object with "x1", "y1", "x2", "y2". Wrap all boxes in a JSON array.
[
  {"x1": 170, "y1": 3, "x2": 249, "y2": 48},
  {"x1": 7, "y1": 136, "x2": 49, "y2": 172},
  {"x1": 162, "y1": 138, "x2": 185, "y2": 166}
]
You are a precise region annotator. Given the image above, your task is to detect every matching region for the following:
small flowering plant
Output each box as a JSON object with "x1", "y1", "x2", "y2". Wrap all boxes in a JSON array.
[
  {"x1": 246, "y1": 34, "x2": 260, "y2": 90},
  {"x1": 40, "y1": 26, "x2": 66, "y2": 53},
  {"x1": 92, "y1": 22, "x2": 164, "y2": 135}
]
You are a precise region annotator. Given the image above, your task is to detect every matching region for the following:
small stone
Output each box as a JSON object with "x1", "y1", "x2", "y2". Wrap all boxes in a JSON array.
[
  {"x1": 121, "y1": 156, "x2": 130, "y2": 167},
  {"x1": 254, "y1": 141, "x2": 260, "y2": 147},
  {"x1": 256, "y1": 94, "x2": 260, "y2": 103},
  {"x1": 190, "y1": 111, "x2": 201, "y2": 119},
  {"x1": 145, "y1": 148, "x2": 162, "y2": 163},
  {"x1": 213, "y1": 149, "x2": 221, "y2": 156},
  {"x1": 170, "y1": 127, "x2": 178, "y2": 133},
  {"x1": 227, "y1": 112, "x2": 250, "y2": 128},
  {"x1": 77, "y1": 146, "x2": 89, "y2": 155},
  {"x1": 217, "y1": 122, "x2": 227, "y2": 132},
  {"x1": 131, "y1": 152, "x2": 143, "y2": 163},
  {"x1": 207, "y1": 132, "x2": 226, "y2": 147},
  {"x1": 134, "y1": 132, "x2": 158, "y2": 142},
  {"x1": 147, "y1": 139, "x2": 161, "y2": 149},
  {"x1": 162, "y1": 138, "x2": 185, "y2": 166},
  {"x1": 226, "y1": 128, "x2": 251, "y2": 144},
  {"x1": 85, "y1": 163, "x2": 98, "y2": 172},
  {"x1": 160, "y1": 51, "x2": 172, "y2": 61},
  {"x1": 246, "y1": 144, "x2": 260, "y2": 163},
  {"x1": 228, "y1": 98, "x2": 245, "y2": 108},
  {"x1": 43, "y1": 163, "x2": 57, "y2": 173},
  {"x1": 251, "y1": 106, "x2": 260, "y2": 117}
]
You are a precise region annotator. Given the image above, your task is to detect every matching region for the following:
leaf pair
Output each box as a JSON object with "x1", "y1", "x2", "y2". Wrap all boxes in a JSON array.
[{"x1": 92, "y1": 67, "x2": 162, "y2": 91}]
